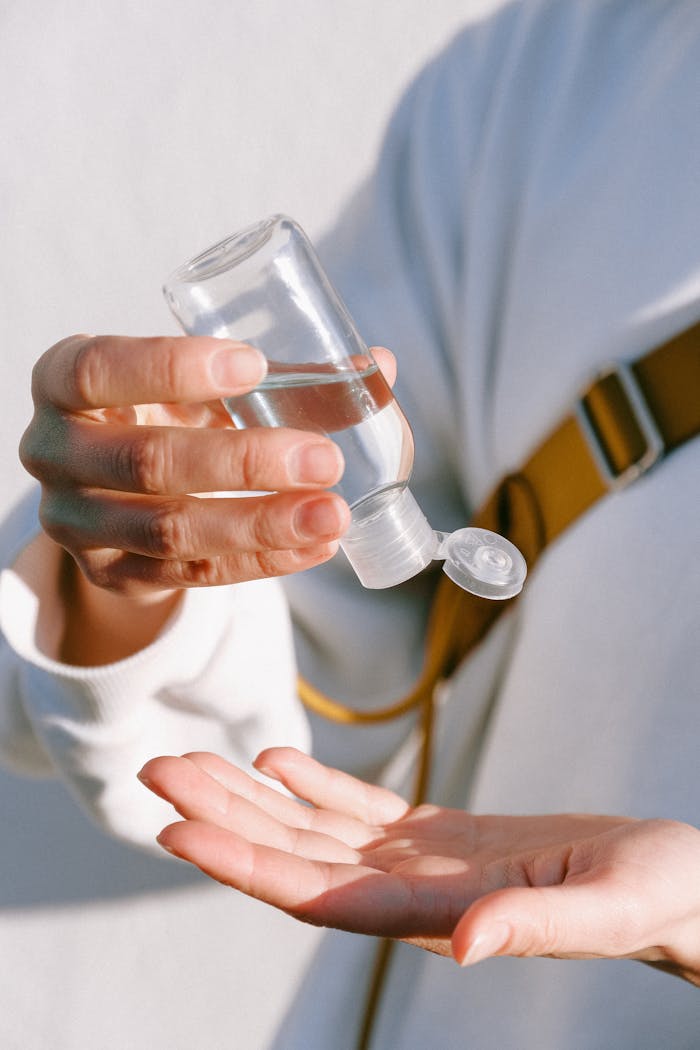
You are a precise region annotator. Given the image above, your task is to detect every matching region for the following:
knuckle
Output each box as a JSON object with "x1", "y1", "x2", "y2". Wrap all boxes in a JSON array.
[
  {"x1": 149, "y1": 337, "x2": 187, "y2": 394},
  {"x1": 215, "y1": 549, "x2": 279, "y2": 584},
  {"x1": 19, "y1": 410, "x2": 65, "y2": 480},
  {"x1": 144, "y1": 501, "x2": 192, "y2": 558},
  {"x1": 18, "y1": 423, "x2": 43, "y2": 478},
  {"x1": 120, "y1": 431, "x2": 171, "y2": 493},
  {"x1": 37, "y1": 491, "x2": 74, "y2": 545},
  {"x1": 87, "y1": 550, "x2": 174, "y2": 597},
  {"x1": 39, "y1": 514, "x2": 71, "y2": 548},
  {"x1": 251, "y1": 548, "x2": 286, "y2": 578},
  {"x1": 178, "y1": 558, "x2": 226, "y2": 587},
  {"x1": 169, "y1": 542, "x2": 338, "y2": 589},
  {"x1": 235, "y1": 432, "x2": 289, "y2": 491},
  {"x1": 248, "y1": 502, "x2": 280, "y2": 549},
  {"x1": 252, "y1": 544, "x2": 334, "y2": 579},
  {"x1": 237, "y1": 437, "x2": 264, "y2": 491},
  {"x1": 75, "y1": 554, "x2": 113, "y2": 591},
  {"x1": 75, "y1": 552, "x2": 138, "y2": 596}
]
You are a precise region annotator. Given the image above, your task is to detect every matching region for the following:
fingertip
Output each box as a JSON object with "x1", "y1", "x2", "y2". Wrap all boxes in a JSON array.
[
  {"x1": 293, "y1": 495, "x2": 350, "y2": 543},
  {"x1": 370, "y1": 346, "x2": 397, "y2": 387},
  {"x1": 209, "y1": 342, "x2": 267, "y2": 393},
  {"x1": 156, "y1": 823, "x2": 186, "y2": 858},
  {"x1": 253, "y1": 763, "x2": 278, "y2": 781},
  {"x1": 136, "y1": 760, "x2": 154, "y2": 784},
  {"x1": 451, "y1": 907, "x2": 477, "y2": 963},
  {"x1": 253, "y1": 751, "x2": 282, "y2": 780},
  {"x1": 453, "y1": 920, "x2": 511, "y2": 967},
  {"x1": 256, "y1": 745, "x2": 304, "y2": 763},
  {"x1": 137, "y1": 757, "x2": 170, "y2": 797},
  {"x1": 253, "y1": 746, "x2": 303, "y2": 780},
  {"x1": 286, "y1": 438, "x2": 345, "y2": 488}
]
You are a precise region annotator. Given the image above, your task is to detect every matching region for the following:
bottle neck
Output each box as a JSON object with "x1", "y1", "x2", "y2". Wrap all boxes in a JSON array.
[{"x1": 339, "y1": 486, "x2": 437, "y2": 589}]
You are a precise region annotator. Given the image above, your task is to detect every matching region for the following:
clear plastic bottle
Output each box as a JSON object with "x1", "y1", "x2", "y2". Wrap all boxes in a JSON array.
[{"x1": 163, "y1": 215, "x2": 526, "y2": 597}]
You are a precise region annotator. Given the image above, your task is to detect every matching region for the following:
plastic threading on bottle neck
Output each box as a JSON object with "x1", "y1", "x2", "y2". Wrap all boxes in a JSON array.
[
  {"x1": 437, "y1": 527, "x2": 527, "y2": 599},
  {"x1": 340, "y1": 486, "x2": 438, "y2": 589}
]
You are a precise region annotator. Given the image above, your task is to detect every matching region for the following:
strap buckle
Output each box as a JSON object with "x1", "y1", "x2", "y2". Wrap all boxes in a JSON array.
[{"x1": 575, "y1": 361, "x2": 665, "y2": 491}]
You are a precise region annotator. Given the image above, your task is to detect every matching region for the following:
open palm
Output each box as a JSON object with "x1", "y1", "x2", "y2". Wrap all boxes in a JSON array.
[{"x1": 138, "y1": 747, "x2": 700, "y2": 981}]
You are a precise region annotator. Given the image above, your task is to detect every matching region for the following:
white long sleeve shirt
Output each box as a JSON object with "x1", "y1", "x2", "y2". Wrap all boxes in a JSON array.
[{"x1": 2, "y1": 1, "x2": 700, "y2": 1048}]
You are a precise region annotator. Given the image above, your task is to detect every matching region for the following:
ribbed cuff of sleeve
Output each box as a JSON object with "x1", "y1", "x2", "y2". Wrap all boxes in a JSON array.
[{"x1": 0, "y1": 550, "x2": 235, "y2": 728}]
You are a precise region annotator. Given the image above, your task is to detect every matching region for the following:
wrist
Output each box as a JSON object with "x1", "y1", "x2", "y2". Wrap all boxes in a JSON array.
[
  {"x1": 659, "y1": 927, "x2": 700, "y2": 988},
  {"x1": 641, "y1": 819, "x2": 700, "y2": 988},
  {"x1": 59, "y1": 553, "x2": 183, "y2": 666}
]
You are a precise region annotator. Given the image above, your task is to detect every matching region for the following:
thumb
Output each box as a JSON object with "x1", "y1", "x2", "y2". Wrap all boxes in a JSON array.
[{"x1": 452, "y1": 880, "x2": 626, "y2": 966}]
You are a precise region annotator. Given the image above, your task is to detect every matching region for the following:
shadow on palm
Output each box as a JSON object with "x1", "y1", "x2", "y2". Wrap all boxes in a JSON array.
[{"x1": 138, "y1": 747, "x2": 627, "y2": 957}]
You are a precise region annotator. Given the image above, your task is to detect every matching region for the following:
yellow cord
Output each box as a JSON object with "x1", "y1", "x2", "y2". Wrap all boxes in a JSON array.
[
  {"x1": 296, "y1": 572, "x2": 478, "y2": 1050},
  {"x1": 297, "y1": 567, "x2": 489, "y2": 726}
]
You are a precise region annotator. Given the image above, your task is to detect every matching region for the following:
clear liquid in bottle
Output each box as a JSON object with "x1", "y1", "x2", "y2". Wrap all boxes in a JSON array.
[{"x1": 224, "y1": 361, "x2": 414, "y2": 510}]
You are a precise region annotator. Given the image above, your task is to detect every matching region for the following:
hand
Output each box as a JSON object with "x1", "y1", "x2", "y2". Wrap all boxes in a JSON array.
[
  {"x1": 138, "y1": 748, "x2": 700, "y2": 986},
  {"x1": 19, "y1": 336, "x2": 394, "y2": 661}
]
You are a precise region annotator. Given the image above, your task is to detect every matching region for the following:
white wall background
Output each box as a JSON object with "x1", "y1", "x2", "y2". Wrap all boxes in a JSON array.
[{"x1": 0, "y1": 0, "x2": 497, "y2": 502}]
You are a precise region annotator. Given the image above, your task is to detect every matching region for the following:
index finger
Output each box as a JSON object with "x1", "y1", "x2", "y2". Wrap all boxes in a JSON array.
[
  {"x1": 31, "y1": 334, "x2": 267, "y2": 410},
  {"x1": 254, "y1": 747, "x2": 411, "y2": 826}
]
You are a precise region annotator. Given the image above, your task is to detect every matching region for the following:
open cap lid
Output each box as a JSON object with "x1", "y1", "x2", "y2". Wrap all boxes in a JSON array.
[
  {"x1": 437, "y1": 527, "x2": 527, "y2": 600},
  {"x1": 340, "y1": 487, "x2": 527, "y2": 597}
]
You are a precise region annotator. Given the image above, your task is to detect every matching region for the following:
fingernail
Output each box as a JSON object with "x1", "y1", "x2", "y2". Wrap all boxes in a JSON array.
[
  {"x1": 136, "y1": 768, "x2": 151, "y2": 787},
  {"x1": 156, "y1": 833, "x2": 181, "y2": 858},
  {"x1": 459, "y1": 923, "x2": 510, "y2": 966},
  {"x1": 288, "y1": 440, "x2": 344, "y2": 485},
  {"x1": 210, "y1": 343, "x2": 267, "y2": 391},
  {"x1": 155, "y1": 831, "x2": 184, "y2": 856},
  {"x1": 255, "y1": 763, "x2": 276, "y2": 779},
  {"x1": 295, "y1": 496, "x2": 347, "y2": 540}
]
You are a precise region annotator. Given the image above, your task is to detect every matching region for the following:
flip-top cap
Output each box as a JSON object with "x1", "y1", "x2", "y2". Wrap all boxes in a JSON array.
[
  {"x1": 340, "y1": 487, "x2": 527, "y2": 597},
  {"x1": 438, "y1": 527, "x2": 527, "y2": 599}
]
